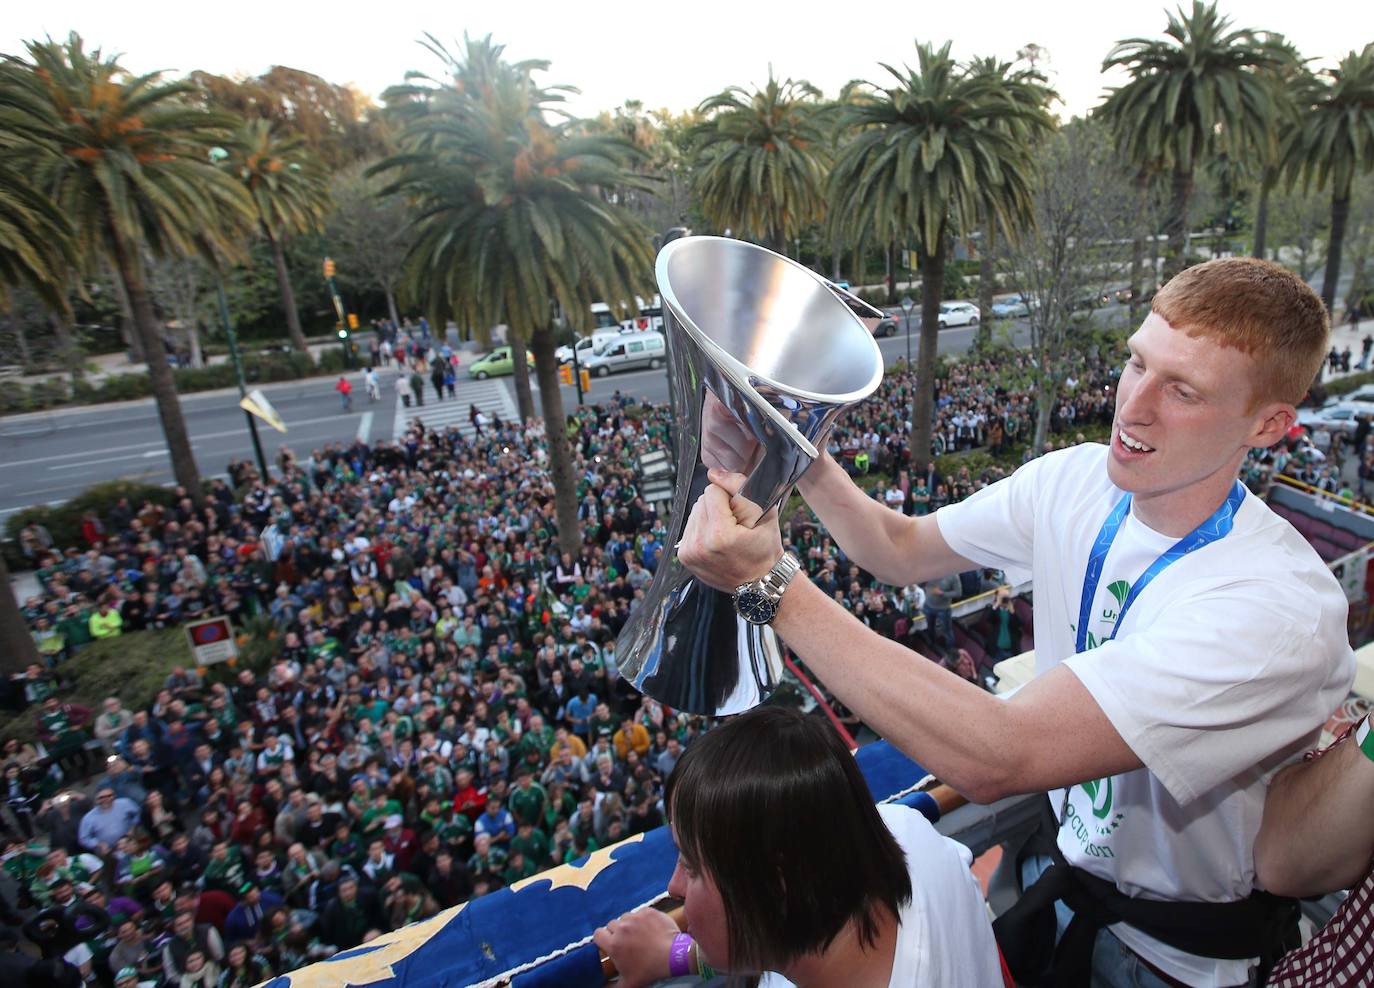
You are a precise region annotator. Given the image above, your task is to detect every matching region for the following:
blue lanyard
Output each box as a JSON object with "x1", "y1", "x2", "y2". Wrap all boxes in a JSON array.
[{"x1": 1076, "y1": 481, "x2": 1246, "y2": 653}]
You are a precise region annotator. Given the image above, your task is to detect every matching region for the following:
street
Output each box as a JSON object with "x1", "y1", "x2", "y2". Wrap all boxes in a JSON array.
[{"x1": 0, "y1": 309, "x2": 1065, "y2": 521}]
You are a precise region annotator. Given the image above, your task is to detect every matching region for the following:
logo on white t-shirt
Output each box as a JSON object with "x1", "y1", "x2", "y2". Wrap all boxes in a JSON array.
[{"x1": 1065, "y1": 578, "x2": 1134, "y2": 851}]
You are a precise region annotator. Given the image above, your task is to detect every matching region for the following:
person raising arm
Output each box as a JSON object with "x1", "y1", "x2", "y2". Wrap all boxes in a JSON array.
[{"x1": 678, "y1": 257, "x2": 1355, "y2": 987}]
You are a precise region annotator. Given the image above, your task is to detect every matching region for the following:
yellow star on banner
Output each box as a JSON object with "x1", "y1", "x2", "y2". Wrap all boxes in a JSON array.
[
  {"x1": 284, "y1": 904, "x2": 466, "y2": 988},
  {"x1": 511, "y1": 833, "x2": 646, "y2": 894}
]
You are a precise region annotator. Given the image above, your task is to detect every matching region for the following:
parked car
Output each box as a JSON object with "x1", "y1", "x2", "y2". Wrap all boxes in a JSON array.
[
  {"x1": 582, "y1": 331, "x2": 667, "y2": 376},
  {"x1": 991, "y1": 295, "x2": 1031, "y2": 318},
  {"x1": 555, "y1": 329, "x2": 627, "y2": 365},
  {"x1": 936, "y1": 301, "x2": 979, "y2": 329},
  {"x1": 1341, "y1": 384, "x2": 1374, "y2": 406},
  {"x1": 468, "y1": 347, "x2": 534, "y2": 379},
  {"x1": 1297, "y1": 402, "x2": 1366, "y2": 435},
  {"x1": 872, "y1": 316, "x2": 899, "y2": 337}
]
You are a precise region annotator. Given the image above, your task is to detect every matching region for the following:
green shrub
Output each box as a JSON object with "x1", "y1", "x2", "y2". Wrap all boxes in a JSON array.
[
  {"x1": 4, "y1": 480, "x2": 177, "y2": 560},
  {"x1": 1328, "y1": 370, "x2": 1374, "y2": 397},
  {"x1": 0, "y1": 629, "x2": 187, "y2": 745},
  {"x1": 173, "y1": 364, "x2": 239, "y2": 391},
  {"x1": 315, "y1": 347, "x2": 350, "y2": 373}
]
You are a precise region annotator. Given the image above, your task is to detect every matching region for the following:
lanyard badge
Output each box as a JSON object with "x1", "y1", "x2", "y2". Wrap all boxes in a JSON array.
[{"x1": 1075, "y1": 481, "x2": 1246, "y2": 654}]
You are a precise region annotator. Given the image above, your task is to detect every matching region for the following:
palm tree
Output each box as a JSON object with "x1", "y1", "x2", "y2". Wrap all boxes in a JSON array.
[
  {"x1": 218, "y1": 119, "x2": 331, "y2": 353},
  {"x1": 1098, "y1": 1, "x2": 1283, "y2": 281},
  {"x1": 1249, "y1": 37, "x2": 1309, "y2": 260},
  {"x1": 1284, "y1": 43, "x2": 1374, "y2": 317},
  {"x1": 692, "y1": 73, "x2": 830, "y2": 253},
  {"x1": 376, "y1": 37, "x2": 655, "y2": 557},
  {"x1": 967, "y1": 55, "x2": 1054, "y2": 345},
  {"x1": 0, "y1": 160, "x2": 74, "y2": 312},
  {"x1": 1, "y1": 34, "x2": 252, "y2": 499},
  {"x1": 0, "y1": 127, "x2": 76, "y2": 674},
  {"x1": 829, "y1": 41, "x2": 1052, "y2": 473}
]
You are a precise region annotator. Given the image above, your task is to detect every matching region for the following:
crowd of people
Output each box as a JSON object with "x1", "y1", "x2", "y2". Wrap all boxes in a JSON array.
[{"x1": 2, "y1": 340, "x2": 1134, "y2": 987}]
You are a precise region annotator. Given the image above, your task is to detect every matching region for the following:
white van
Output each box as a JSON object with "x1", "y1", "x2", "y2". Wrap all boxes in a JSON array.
[
  {"x1": 556, "y1": 328, "x2": 626, "y2": 366},
  {"x1": 583, "y1": 331, "x2": 667, "y2": 376},
  {"x1": 589, "y1": 302, "x2": 621, "y2": 330}
]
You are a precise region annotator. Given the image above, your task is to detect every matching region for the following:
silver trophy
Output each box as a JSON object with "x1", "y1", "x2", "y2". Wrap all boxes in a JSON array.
[{"x1": 614, "y1": 236, "x2": 886, "y2": 715}]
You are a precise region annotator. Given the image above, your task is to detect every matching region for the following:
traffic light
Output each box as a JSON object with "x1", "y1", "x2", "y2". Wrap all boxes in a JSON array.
[
  {"x1": 323, "y1": 257, "x2": 336, "y2": 279},
  {"x1": 347, "y1": 312, "x2": 359, "y2": 330},
  {"x1": 337, "y1": 326, "x2": 348, "y2": 340},
  {"x1": 559, "y1": 364, "x2": 573, "y2": 386},
  {"x1": 579, "y1": 369, "x2": 591, "y2": 392}
]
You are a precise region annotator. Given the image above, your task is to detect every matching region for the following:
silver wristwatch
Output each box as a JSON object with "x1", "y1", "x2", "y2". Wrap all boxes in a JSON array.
[{"x1": 732, "y1": 552, "x2": 802, "y2": 626}]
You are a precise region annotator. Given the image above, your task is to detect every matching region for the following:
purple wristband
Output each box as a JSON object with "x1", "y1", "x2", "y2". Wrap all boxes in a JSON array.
[{"x1": 669, "y1": 933, "x2": 694, "y2": 977}]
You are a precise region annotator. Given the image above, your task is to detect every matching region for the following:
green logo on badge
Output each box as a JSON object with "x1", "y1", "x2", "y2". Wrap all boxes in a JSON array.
[
  {"x1": 1107, "y1": 580, "x2": 1131, "y2": 608},
  {"x1": 1081, "y1": 776, "x2": 1113, "y2": 819}
]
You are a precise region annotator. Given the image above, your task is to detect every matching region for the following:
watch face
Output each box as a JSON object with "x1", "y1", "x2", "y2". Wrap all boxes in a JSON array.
[{"x1": 735, "y1": 585, "x2": 778, "y2": 625}]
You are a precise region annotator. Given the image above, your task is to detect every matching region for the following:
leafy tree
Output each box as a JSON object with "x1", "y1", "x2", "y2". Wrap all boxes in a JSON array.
[
  {"x1": 829, "y1": 41, "x2": 1052, "y2": 473},
  {"x1": 1098, "y1": 1, "x2": 1284, "y2": 281},
  {"x1": 692, "y1": 74, "x2": 830, "y2": 252},
  {"x1": 326, "y1": 164, "x2": 412, "y2": 328},
  {"x1": 376, "y1": 36, "x2": 655, "y2": 557},
  {"x1": 1284, "y1": 43, "x2": 1374, "y2": 316},
  {"x1": 1247, "y1": 37, "x2": 1309, "y2": 260},
  {"x1": 217, "y1": 119, "x2": 332, "y2": 352},
  {"x1": 190, "y1": 66, "x2": 391, "y2": 170},
  {"x1": 1000, "y1": 119, "x2": 1135, "y2": 450},
  {"x1": 1, "y1": 33, "x2": 253, "y2": 500}
]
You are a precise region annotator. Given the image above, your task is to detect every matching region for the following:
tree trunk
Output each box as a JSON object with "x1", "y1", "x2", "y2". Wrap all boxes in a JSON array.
[
  {"x1": 109, "y1": 227, "x2": 204, "y2": 503},
  {"x1": 109, "y1": 267, "x2": 144, "y2": 363},
  {"x1": 50, "y1": 313, "x2": 83, "y2": 382},
  {"x1": 1162, "y1": 164, "x2": 1195, "y2": 282},
  {"x1": 831, "y1": 235, "x2": 842, "y2": 281},
  {"x1": 1321, "y1": 187, "x2": 1351, "y2": 319},
  {"x1": 911, "y1": 237, "x2": 946, "y2": 475},
  {"x1": 9, "y1": 299, "x2": 32, "y2": 369},
  {"x1": 531, "y1": 329, "x2": 583, "y2": 560},
  {"x1": 1128, "y1": 170, "x2": 1149, "y2": 325},
  {"x1": 0, "y1": 553, "x2": 41, "y2": 675},
  {"x1": 385, "y1": 284, "x2": 401, "y2": 329},
  {"x1": 1252, "y1": 168, "x2": 1273, "y2": 260},
  {"x1": 976, "y1": 220, "x2": 996, "y2": 348},
  {"x1": 267, "y1": 228, "x2": 309, "y2": 353},
  {"x1": 181, "y1": 268, "x2": 204, "y2": 369},
  {"x1": 886, "y1": 241, "x2": 897, "y2": 306},
  {"x1": 1033, "y1": 375, "x2": 1056, "y2": 453},
  {"x1": 508, "y1": 326, "x2": 535, "y2": 422},
  {"x1": 1128, "y1": 229, "x2": 1146, "y2": 326}
]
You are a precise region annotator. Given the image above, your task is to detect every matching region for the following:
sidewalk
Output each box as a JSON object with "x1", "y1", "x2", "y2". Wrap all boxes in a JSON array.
[
  {"x1": 1, "y1": 340, "x2": 485, "y2": 425},
  {"x1": 10, "y1": 337, "x2": 344, "y2": 387},
  {"x1": 1323, "y1": 318, "x2": 1374, "y2": 386}
]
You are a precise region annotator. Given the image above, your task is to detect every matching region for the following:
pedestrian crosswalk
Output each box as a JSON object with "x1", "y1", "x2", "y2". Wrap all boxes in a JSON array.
[{"x1": 392, "y1": 375, "x2": 518, "y2": 440}]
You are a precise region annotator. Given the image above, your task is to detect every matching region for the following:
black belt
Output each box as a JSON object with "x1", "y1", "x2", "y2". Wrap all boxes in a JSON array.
[{"x1": 992, "y1": 797, "x2": 1300, "y2": 987}]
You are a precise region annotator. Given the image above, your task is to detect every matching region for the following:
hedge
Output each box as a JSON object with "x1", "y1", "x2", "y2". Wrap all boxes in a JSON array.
[
  {"x1": 3, "y1": 480, "x2": 178, "y2": 569},
  {"x1": 0, "y1": 350, "x2": 335, "y2": 417}
]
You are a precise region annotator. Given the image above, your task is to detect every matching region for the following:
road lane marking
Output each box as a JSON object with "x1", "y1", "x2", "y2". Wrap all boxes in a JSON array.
[
  {"x1": 357, "y1": 412, "x2": 373, "y2": 445},
  {"x1": 2, "y1": 413, "x2": 364, "y2": 472}
]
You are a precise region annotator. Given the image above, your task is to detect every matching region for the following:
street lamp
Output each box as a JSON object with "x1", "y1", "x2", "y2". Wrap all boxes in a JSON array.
[
  {"x1": 207, "y1": 145, "x2": 269, "y2": 481},
  {"x1": 900, "y1": 294, "x2": 915, "y2": 371},
  {"x1": 215, "y1": 279, "x2": 270, "y2": 481}
]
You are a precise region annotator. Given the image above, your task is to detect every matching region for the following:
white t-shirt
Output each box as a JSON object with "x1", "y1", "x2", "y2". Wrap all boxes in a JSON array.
[
  {"x1": 937, "y1": 443, "x2": 1355, "y2": 986},
  {"x1": 760, "y1": 804, "x2": 1003, "y2": 988}
]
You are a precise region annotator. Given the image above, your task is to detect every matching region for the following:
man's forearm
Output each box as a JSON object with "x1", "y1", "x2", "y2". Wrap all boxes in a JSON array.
[
  {"x1": 773, "y1": 577, "x2": 1140, "y2": 803},
  {"x1": 795, "y1": 453, "x2": 931, "y2": 585},
  {"x1": 1254, "y1": 723, "x2": 1374, "y2": 897}
]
